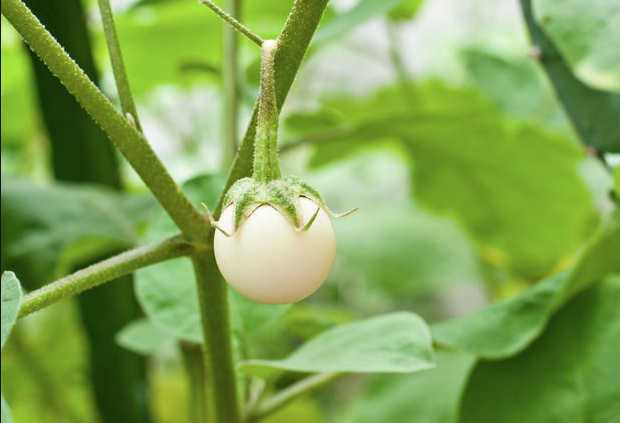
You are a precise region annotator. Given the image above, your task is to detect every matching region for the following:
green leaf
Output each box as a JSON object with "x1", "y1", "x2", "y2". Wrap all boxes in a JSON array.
[
  {"x1": 432, "y1": 213, "x2": 620, "y2": 359},
  {"x1": 314, "y1": 0, "x2": 409, "y2": 44},
  {"x1": 388, "y1": 0, "x2": 424, "y2": 21},
  {"x1": 520, "y1": 0, "x2": 620, "y2": 153},
  {"x1": 306, "y1": 83, "x2": 596, "y2": 278},
  {"x1": 459, "y1": 276, "x2": 620, "y2": 423},
  {"x1": 237, "y1": 312, "x2": 434, "y2": 378},
  {"x1": 614, "y1": 165, "x2": 620, "y2": 199},
  {"x1": 462, "y1": 48, "x2": 566, "y2": 128},
  {"x1": 115, "y1": 318, "x2": 174, "y2": 356},
  {"x1": 0, "y1": 179, "x2": 150, "y2": 288},
  {"x1": 1, "y1": 394, "x2": 13, "y2": 423},
  {"x1": 1, "y1": 271, "x2": 22, "y2": 349},
  {"x1": 336, "y1": 352, "x2": 474, "y2": 423},
  {"x1": 533, "y1": 0, "x2": 620, "y2": 93}
]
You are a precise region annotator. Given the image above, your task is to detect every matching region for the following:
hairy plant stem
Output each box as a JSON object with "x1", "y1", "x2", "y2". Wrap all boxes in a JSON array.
[
  {"x1": 17, "y1": 235, "x2": 194, "y2": 318},
  {"x1": 199, "y1": 0, "x2": 263, "y2": 46},
  {"x1": 181, "y1": 341, "x2": 210, "y2": 423},
  {"x1": 222, "y1": 0, "x2": 240, "y2": 167},
  {"x1": 191, "y1": 248, "x2": 240, "y2": 423},
  {"x1": 97, "y1": 0, "x2": 142, "y2": 131},
  {"x1": 246, "y1": 373, "x2": 343, "y2": 422},
  {"x1": 1, "y1": 0, "x2": 207, "y2": 241},
  {"x1": 253, "y1": 40, "x2": 281, "y2": 183}
]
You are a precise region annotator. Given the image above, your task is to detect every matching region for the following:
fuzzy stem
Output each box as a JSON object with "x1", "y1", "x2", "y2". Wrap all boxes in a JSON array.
[
  {"x1": 97, "y1": 0, "x2": 142, "y2": 131},
  {"x1": 246, "y1": 373, "x2": 343, "y2": 422},
  {"x1": 1, "y1": 0, "x2": 207, "y2": 241},
  {"x1": 252, "y1": 40, "x2": 281, "y2": 183},
  {"x1": 17, "y1": 235, "x2": 194, "y2": 318},
  {"x1": 199, "y1": 0, "x2": 263, "y2": 46},
  {"x1": 191, "y1": 248, "x2": 240, "y2": 423}
]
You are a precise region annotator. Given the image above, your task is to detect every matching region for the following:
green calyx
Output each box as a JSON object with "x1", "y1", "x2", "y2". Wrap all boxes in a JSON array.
[{"x1": 222, "y1": 175, "x2": 325, "y2": 231}]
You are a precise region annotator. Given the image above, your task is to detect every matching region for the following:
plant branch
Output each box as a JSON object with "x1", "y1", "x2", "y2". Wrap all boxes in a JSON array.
[
  {"x1": 214, "y1": 0, "x2": 331, "y2": 217},
  {"x1": 18, "y1": 235, "x2": 194, "y2": 318},
  {"x1": 246, "y1": 373, "x2": 343, "y2": 422},
  {"x1": 190, "y1": 248, "x2": 240, "y2": 423},
  {"x1": 1, "y1": 0, "x2": 208, "y2": 240},
  {"x1": 199, "y1": 0, "x2": 263, "y2": 46},
  {"x1": 97, "y1": 0, "x2": 142, "y2": 131}
]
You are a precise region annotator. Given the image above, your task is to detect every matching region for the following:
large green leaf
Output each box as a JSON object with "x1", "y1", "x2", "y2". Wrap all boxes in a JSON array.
[
  {"x1": 533, "y1": 0, "x2": 620, "y2": 93},
  {"x1": 336, "y1": 352, "x2": 474, "y2": 423},
  {"x1": 115, "y1": 318, "x2": 174, "y2": 356},
  {"x1": 0, "y1": 179, "x2": 152, "y2": 288},
  {"x1": 237, "y1": 312, "x2": 434, "y2": 378},
  {"x1": 1, "y1": 271, "x2": 22, "y2": 349},
  {"x1": 459, "y1": 276, "x2": 620, "y2": 423},
  {"x1": 520, "y1": 0, "x2": 620, "y2": 153},
  {"x1": 432, "y1": 213, "x2": 620, "y2": 359},
  {"x1": 298, "y1": 83, "x2": 596, "y2": 278}
]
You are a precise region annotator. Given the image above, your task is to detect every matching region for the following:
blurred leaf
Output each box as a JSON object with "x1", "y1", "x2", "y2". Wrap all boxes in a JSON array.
[
  {"x1": 314, "y1": 0, "x2": 409, "y2": 44},
  {"x1": 463, "y1": 48, "x2": 566, "y2": 128},
  {"x1": 337, "y1": 352, "x2": 474, "y2": 423},
  {"x1": 0, "y1": 20, "x2": 36, "y2": 148},
  {"x1": 1, "y1": 271, "x2": 22, "y2": 349},
  {"x1": 388, "y1": 0, "x2": 424, "y2": 21},
  {"x1": 237, "y1": 312, "x2": 434, "y2": 378},
  {"x1": 0, "y1": 179, "x2": 150, "y2": 288},
  {"x1": 333, "y1": 202, "x2": 480, "y2": 300},
  {"x1": 520, "y1": 0, "x2": 620, "y2": 153},
  {"x1": 432, "y1": 213, "x2": 620, "y2": 359},
  {"x1": 1, "y1": 394, "x2": 13, "y2": 423},
  {"x1": 262, "y1": 398, "x2": 325, "y2": 423},
  {"x1": 459, "y1": 276, "x2": 620, "y2": 423},
  {"x1": 93, "y1": 1, "x2": 221, "y2": 95},
  {"x1": 115, "y1": 318, "x2": 174, "y2": 356},
  {"x1": 533, "y1": 0, "x2": 620, "y2": 93},
  {"x1": 306, "y1": 83, "x2": 596, "y2": 278}
]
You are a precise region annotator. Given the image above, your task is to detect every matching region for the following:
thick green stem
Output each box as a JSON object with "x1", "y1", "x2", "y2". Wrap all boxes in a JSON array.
[
  {"x1": 97, "y1": 0, "x2": 142, "y2": 131},
  {"x1": 247, "y1": 373, "x2": 343, "y2": 422},
  {"x1": 181, "y1": 341, "x2": 210, "y2": 423},
  {"x1": 253, "y1": 40, "x2": 281, "y2": 183},
  {"x1": 17, "y1": 235, "x2": 194, "y2": 318},
  {"x1": 1, "y1": 0, "x2": 207, "y2": 240},
  {"x1": 191, "y1": 248, "x2": 240, "y2": 423},
  {"x1": 222, "y1": 0, "x2": 240, "y2": 167}
]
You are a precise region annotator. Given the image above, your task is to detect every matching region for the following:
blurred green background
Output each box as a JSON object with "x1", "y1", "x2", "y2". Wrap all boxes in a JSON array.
[{"x1": 1, "y1": 0, "x2": 618, "y2": 422}]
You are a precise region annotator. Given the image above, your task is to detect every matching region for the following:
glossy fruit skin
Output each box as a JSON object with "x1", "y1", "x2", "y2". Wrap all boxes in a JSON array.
[{"x1": 214, "y1": 197, "x2": 336, "y2": 304}]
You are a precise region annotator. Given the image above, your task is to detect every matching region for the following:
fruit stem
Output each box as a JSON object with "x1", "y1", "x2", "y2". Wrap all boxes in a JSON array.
[{"x1": 253, "y1": 40, "x2": 281, "y2": 183}]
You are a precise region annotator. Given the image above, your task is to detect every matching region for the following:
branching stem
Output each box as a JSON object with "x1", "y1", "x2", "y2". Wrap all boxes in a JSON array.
[
  {"x1": 17, "y1": 235, "x2": 194, "y2": 318},
  {"x1": 246, "y1": 372, "x2": 343, "y2": 422},
  {"x1": 199, "y1": 0, "x2": 263, "y2": 46},
  {"x1": 97, "y1": 0, "x2": 142, "y2": 131}
]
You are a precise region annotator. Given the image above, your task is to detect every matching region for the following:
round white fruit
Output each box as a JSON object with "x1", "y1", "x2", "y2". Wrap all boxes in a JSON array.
[{"x1": 214, "y1": 197, "x2": 336, "y2": 304}]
